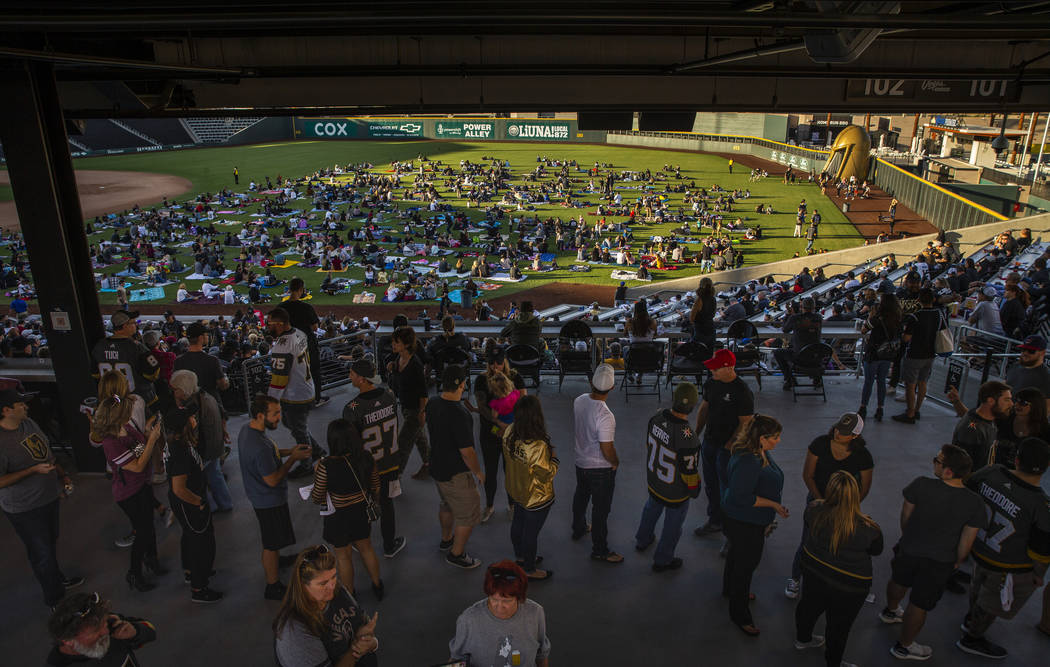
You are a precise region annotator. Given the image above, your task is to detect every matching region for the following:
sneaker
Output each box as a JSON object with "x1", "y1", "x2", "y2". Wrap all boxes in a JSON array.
[
  {"x1": 879, "y1": 607, "x2": 904, "y2": 624},
  {"x1": 191, "y1": 587, "x2": 224, "y2": 604},
  {"x1": 481, "y1": 506, "x2": 495, "y2": 523},
  {"x1": 890, "y1": 641, "x2": 932, "y2": 660},
  {"x1": 315, "y1": 396, "x2": 331, "y2": 408},
  {"x1": 62, "y1": 576, "x2": 85, "y2": 589},
  {"x1": 114, "y1": 532, "x2": 135, "y2": 549},
  {"x1": 694, "y1": 520, "x2": 723, "y2": 536},
  {"x1": 383, "y1": 536, "x2": 407, "y2": 559},
  {"x1": 794, "y1": 635, "x2": 825, "y2": 650},
  {"x1": 784, "y1": 578, "x2": 800, "y2": 599},
  {"x1": 438, "y1": 538, "x2": 454, "y2": 551},
  {"x1": 891, "y1": 413, "x2": 916, "y2": 424},
  {"x1": 445, "y1": 551, "x2": 481, "y2": 569},
  {"x1": 264, "y1": 581, "x2": 287, "y2": 601},
  {"x1": 956, "y1": 635, "x2": 1007, "y2": 659},
  {"x1": 652, "y1": 557, "x2": 683, "y2": 572}
]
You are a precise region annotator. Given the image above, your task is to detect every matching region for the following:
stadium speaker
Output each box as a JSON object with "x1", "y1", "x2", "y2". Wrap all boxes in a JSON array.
[
  {"x1": 578, "y1": 112, "x2": 633, "y2": 131},
  {"x1": 638, "y1": 112, "x2": 695, "y2": 132},
  {"x1": 66, "y1": 119, "x2": 86, "y2": 136}
]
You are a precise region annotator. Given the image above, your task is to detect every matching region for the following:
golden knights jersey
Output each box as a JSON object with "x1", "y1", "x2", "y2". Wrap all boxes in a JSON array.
[
  {"x1": 268, "y1": 328, "x2": 316, "y2": 404},
  {"x1": 968, "y1": 464, "x2": 1050, "y2": 573},
  {"x1": 645, "y1": 409, "x2": 701, "y2": 506},
  {"x1": 91, "y1": 336, "x2": 160, "y2": 407},
  {"x1": 343, "y1": 387, "x2": 400, "y2": 477}
]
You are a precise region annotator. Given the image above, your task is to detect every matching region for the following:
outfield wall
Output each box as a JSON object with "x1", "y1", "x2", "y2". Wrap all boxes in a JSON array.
[
  {"x1": 291, "y1": 117, "x2": 607, "y2": 143},
  {"x1": 626, "y1": 211, "x2": 1050, "y2": 299}
]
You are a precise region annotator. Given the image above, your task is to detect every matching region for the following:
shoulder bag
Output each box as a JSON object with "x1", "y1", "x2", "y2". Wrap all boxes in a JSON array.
[
  {"x1": 344, "y1": 457, "x2": 380, "y2": 523},
  {"x1": 873, "y1": 319, "x2": 901, "y2": 361},
  {"x1": 934, "y1": 310, "x2": 954, "y2": 355}
]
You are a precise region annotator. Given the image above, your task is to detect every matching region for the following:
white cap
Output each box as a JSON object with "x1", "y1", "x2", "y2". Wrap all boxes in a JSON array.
[{"x1": 592, "y1": 364, "x2": 616, "y2": 392}]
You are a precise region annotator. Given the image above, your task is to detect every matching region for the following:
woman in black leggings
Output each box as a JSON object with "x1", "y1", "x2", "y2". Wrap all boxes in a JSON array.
[{"x1": 472, "y1": 348, "x2": 525, "y2": 523}]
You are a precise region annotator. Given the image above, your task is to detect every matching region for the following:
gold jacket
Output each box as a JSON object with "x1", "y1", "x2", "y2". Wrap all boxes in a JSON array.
[{"x1": 502, "y1": 430, "x2": 559, "y2": 510}]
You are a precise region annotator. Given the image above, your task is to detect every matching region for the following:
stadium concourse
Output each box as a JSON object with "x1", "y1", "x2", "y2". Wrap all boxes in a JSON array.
[{"x1": 2, "y1": 220, "x2": 1050, "y2": 665}]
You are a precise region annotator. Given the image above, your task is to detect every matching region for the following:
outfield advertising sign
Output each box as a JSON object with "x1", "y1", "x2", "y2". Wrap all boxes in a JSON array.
[
  {"x1": 435, "y1": 120, "x2": 495, "y2": 139},
  {"x1": 505, "y1": 122, "x2": 571, "y2": 141},
  {"x1": 366, "y1": 121, "x2": 424, "y2": 138},
  {"x1": 303, "y1": 120, "x2": 360, "y2": 138}
]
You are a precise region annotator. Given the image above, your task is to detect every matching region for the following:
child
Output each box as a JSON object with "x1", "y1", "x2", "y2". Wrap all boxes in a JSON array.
[
  {"x1": 603, "y1": 341, "x2": 626, "y2": 370},
  {"x1": 486, "y1": 371, "x2": 522, "y2": 435}
]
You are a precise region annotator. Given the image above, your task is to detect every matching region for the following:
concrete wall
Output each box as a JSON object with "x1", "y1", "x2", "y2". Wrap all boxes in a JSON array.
[
  {"x1": 691, "y1": 113, "x2": 789, "y2": 141},
  {"x1": 627, "y1": 211, "x2": 1050, "y2": 298}
]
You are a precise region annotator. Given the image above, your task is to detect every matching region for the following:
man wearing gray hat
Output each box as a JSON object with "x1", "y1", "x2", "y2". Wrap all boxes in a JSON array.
[
  {"x1": 572, "y1": 363, "x2": 623, "y2": 563},
  {"x1": 635, "y1": 382, "x2": 702, "y2": 572}
]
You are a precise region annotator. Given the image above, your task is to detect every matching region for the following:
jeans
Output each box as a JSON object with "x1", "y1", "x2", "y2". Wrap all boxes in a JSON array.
[
  {"x1": 280, "y1": 401, "x2": 323, "y2": 459},
  {"x1": 795, "y1": 574, "x2": 867, "y2": 667},
  {"x1": 860, "y1": 359, "x2": 891, "y2": 409},
  {"x1": 398, "y1": 408, "x2": 429, "y2": 472},
  {"x1": 378, "y1": 476, "x2": 397, "y2": 553},
  {"x1": 572, "y1": 467, "x2": 617, "y2": 556},
  {"x1": 510, "y1": 502, "x2": 552, "y2": 571},
  {"x1": 117, "y1": 484, "x2": 158, "y2": 576},
  {"x1": 790, "y1": 493, "x2": 816, "y2": 580},
  {"x1": 635, "y1": 497, "x2": 690, "y2": 566},
  {"x1": 479, "y1": 431, "x2": 507, "y2": 508},
  {"x1": 5, "y1": 499, "x2": 66, "y2": 606},
  {"x1": 722, "y1": 516, "x2": 767, "y2": 627},
  {"x1": 170, "y1": 495, "x2": 216, "y2": 590},
  {"x1": 700, "y1": 437, "x2": 729, "y2": 525},
  {"x1": 203, "y1": 458, "x2": 233, "y2": 511}
]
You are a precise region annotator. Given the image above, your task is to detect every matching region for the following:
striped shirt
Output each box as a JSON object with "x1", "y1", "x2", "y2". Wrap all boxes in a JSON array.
[{"x1": 310, "y1": 456, "x2": 380, "y2": 509}]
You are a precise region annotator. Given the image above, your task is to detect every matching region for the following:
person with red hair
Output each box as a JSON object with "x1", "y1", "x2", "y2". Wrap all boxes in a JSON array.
[{"x1": 448, "y1": 561, "x2": 551, "y2": 667}]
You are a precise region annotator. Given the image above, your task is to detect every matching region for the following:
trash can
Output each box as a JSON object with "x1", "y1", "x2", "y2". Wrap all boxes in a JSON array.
[{"x1": 841, "y1": 202, "x2": 850, "y2": 213}]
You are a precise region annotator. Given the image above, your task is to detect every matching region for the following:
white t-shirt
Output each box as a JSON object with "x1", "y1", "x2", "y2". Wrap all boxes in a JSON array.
[
  {"x1": 573, "y1": 394, "x2": 616, "y2": 469},
  {"x1": 972, "y1": 300, "x2": 1005, "y2": 335}
]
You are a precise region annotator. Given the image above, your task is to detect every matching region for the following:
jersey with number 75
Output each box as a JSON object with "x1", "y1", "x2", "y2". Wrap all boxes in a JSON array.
[
  {"x1": 343, "y1": 387, "x2": 400, "y2": 478},
  {"x1": 645, "y1": 409, "x2": 701, "y2": 506}
]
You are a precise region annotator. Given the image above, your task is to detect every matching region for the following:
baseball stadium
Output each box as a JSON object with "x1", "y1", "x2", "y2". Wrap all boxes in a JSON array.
[{"x1": 1, "y1": 3, "x2": 1050, "y2": 667}]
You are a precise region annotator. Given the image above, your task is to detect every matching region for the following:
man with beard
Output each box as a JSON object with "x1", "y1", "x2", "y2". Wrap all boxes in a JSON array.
[
  {"x1": 266, "y1": 307, "x2": 323, "y2": 478},
  {"x1": 238, "y1": 394, "x2": 311, "y2": 600},
  {"x1": 1005, "y1": 335, "x2": 1050, "y2": 411},
  {"x1": 951, "y1": 381, "x2": 1013, "y2": 469},
  {"x1": 46, "y1": 591, "x2": 156, "y2": 666}
]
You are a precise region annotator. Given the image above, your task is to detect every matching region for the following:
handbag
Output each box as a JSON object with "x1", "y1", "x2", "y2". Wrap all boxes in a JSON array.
[
  {"x1": 344, "y1": 457, "x2": 381, "y2": 523},
  {"x1": 874, "y1": 319, "x2": 901, "y2": 361},
  {"x1": 934, "y1": 312, "x2": 954, "y2": 355}
]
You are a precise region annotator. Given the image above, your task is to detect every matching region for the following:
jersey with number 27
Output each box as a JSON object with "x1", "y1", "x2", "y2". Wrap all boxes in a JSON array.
[
  {"x1": 968, "y1": 464, "x2": 1050, "y2": 573},
  {"x1": 343, "y1": 387, "x2": 400, "y2": 477}
]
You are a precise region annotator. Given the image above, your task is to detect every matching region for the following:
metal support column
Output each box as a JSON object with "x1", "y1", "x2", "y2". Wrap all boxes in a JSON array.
[{"x1": 0, "y1": 61, "x2": 105, "y2": 471}]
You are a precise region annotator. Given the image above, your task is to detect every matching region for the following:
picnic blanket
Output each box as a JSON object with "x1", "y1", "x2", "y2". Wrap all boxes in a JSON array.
[
  {"x1": 489, "y1": 273, "x2": 527, "y2": 283},
  {"x1": 539, "y1": 253, "x2": 556, "y2": 262},
  {"x1": 477, "y1": 283, "x2": 502, "y2": 291},
  {"x1": 352, "y1": 292, "x2": 376, "y2": 304},
  {"x1": 185, "y1": 270, "x2": 234, "y2": 281},
  {"x1": 315, "y1": 267, "x2": 349, "y2": 273},
  {"x1": 272, "y1": 260, "x2": 300, "y2": 269},
  {"x1": 611, "y1": 270, "x2": 651, "y2": 282},
  {"x1": 129, "y1": 287, "x2": 167, "y2": 302},
  {"x1": 99, "y1": 282, "x2": 133, "y2": 292}
]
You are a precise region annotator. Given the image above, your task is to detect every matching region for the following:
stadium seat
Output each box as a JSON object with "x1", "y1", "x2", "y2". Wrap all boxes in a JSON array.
[
  {"x1": 556, "y1": 320, "x2": 594, "y2": 389},
  {"x1": 621, "y1": 341, "x2": 664, "y2": 402},
  {"x1": 791, "y1": 343, "x2": 834, "y2": 402},
  {"x1": 431, "y1": 346, "x2": 472, "y2": 384},
  {"x1": 665, "y1": 340, "x2": 711, "y2": 388},
  {"x1": 506, "y1": 344, "x2": 542, "y2": 391},
  {"x1": 725, "y1": 319, "x2": 763, "y2": 390}
]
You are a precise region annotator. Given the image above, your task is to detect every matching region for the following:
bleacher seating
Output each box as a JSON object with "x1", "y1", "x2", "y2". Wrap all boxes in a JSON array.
[
  {"x1": 76, "y1": 119, "x2": 152, "y2": 150},
  {"x1": 118, "y1": 119, "x2": 194, "y2": 146},
  {"x1": 183, "y1": 117, "x2": 265, "y2": 143}
]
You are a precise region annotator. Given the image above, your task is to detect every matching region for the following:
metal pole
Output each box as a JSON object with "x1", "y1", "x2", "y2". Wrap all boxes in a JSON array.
[
  {"x1": 1034, "y1": 112, "x2": 1049, "y2": 185},
  {"x1": 1018, "y1": 112, "x2": 1035, "y2": 177}
]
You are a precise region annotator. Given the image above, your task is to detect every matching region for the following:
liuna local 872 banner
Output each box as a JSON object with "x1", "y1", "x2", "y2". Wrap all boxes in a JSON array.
[{"x1": 504, "y1": 122, "x2": 571, "y2": 141}]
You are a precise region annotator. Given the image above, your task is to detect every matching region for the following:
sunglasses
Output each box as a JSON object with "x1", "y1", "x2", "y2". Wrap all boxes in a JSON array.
[
  {"x1": 74, "y1": 592, "x2": 102, "y2": 618},
  {"x1": 489, "y1": 567, "x2": 520, "y2": 583}
]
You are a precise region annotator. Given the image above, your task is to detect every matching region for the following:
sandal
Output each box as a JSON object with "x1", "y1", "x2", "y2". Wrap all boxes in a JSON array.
[{"x1": 590, "y1": 551, "x2": 624, "y2": 564}]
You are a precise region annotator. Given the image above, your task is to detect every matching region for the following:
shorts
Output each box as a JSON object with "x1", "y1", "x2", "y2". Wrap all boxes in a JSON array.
[
  {"x1": 322, "y1": 505, "x2": 372, "y2": 548},
  {"x1": 900, "y1": 356, "x2": 934, "y2": 384},
  {"x1": 890, "y1": 550, "x2": 954, "y2": 611},
  {"x1": 970, "y1": 562, "x2": 1041, "y2": 620},
  {"x1": 253, "y1": 504, "x2": 296, "y2": 552},
  {"x1": 435, "y1": 471, "x2": 481, "y2": 528}
]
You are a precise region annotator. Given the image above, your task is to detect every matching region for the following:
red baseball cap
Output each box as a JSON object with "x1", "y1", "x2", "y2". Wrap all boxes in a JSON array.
[{"x1": 703, "y1": 348, "x2": 737, "y2": 370}]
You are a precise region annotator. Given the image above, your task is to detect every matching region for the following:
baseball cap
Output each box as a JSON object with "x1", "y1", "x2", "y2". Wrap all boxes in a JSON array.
[
  {"x1": 441, "y1": 364, "x2": 469, "y2": 392},
  {"x1": 163, "y1": 310, "x2": 174, "y2": 318},
  {"x1": 982, "y1": 286, "x2": 998, "y2": 298},
  {"x1": 1019, "y1": 334, "x2": 1047, "y2": 351},
  {"x1": 672, "y1": 382, "x2": 699, "y2": 413},
  {"x1": 110, "y1": 310, "x2": 139, "y2": 328},
  {"x1": 1016, "y1": 437, "x2": 1050, "y2": 474},
  {"x1": 488, "y1": 347, "x2": 507, "y2": 365},
  {"x1": 591, "y1": 364, "x2": 616, "y2": 392},
  {"x1": 0, "y1": 388, "x2": 36, "y2": 409},
  {"x1": 350, "y1": 358, "x2": 382, "y2": 385},
  {"x1": 186, "y1": 322, "x2": 207, "y2": 339},
  {"x1": 703, "y1": 348, "x2": 736, "y2": 370},
  {"x1": 833, "y1": 412, "x2": 864, "y2": 436}
]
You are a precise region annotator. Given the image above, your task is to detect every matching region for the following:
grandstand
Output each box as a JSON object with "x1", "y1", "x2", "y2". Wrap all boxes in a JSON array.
[{"x1": 182, "y1": 117, "x2": 266, "y2": 143}]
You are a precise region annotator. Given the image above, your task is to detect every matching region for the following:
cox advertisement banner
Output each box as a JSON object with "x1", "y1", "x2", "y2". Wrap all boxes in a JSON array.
[
  {"x1": 505, "y1": 122, "x2": 571, "y2": 141},
  {"x1": 302, "y1": 119, "x2": 360, "y2": 138},
  {"x1": 434, "y1": 120, "x2": 495, "y2": 139},
  {"x1": 366, "y1": 121, "x2": 424, "y2": 138}
]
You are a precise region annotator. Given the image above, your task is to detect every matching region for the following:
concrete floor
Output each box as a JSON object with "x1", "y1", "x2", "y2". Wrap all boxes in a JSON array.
[{"x1": 3, "y1": 373, "x2": 1049, "y2": 666}]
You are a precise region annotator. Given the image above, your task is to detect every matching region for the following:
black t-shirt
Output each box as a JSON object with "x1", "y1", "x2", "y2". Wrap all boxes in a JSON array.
[
  {"x1": 702, "y1": 376, "x2": 754, "y2": 448},
  {"x1": 166, "y1": 440, "x2": 208, "y2": 523},
  {"x1": 902, "y1": 308, "x2": 942, "y2": 359},
  {"x1": 174, "y1": 350, "x2": 225, "y2": 395},
  {"x1": 425, "y1": 397, "x2": 473, "y2": 482},
  {"x1": 280, "y1": 299, "x2": 320, "y2": 347},
  {"x1": 897, "y1": 476, "x2": 986, "y2": 563},
  {"x1": 784, "y1": 312, "x2": 822, "y2": 354},
  {"x1": 389, "y1": 355, "x2": 427, "y2": 409},
  {"x1": 322, "y1": 586, "x2": 378, "y2": 667},
  {"x1": 807, "y1": 435, "x2": 874, "y2": 497}
]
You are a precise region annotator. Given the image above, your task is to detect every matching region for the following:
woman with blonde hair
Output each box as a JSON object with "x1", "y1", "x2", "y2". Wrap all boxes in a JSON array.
[
  {"x1": 794, "y1": 471, "x2": 883, "y2": 667},
  {"x1": 273, "y1": 545, "x2": 379, "y2": 666},
  {"x1": 722, "y1": 414, "x2": 787, "y2": 636},
  {"x1": 91, "y1": 389, "x2": 164, "y2": 592}
]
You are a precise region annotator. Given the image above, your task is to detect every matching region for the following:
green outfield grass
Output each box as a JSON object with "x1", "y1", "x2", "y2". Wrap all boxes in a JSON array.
[
  {"x1": 0, "y1": 184, "x2": 13, "y2": 202},
  {"x1": 16, "y1": 140, "x2": 863, "y2": 307}
]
